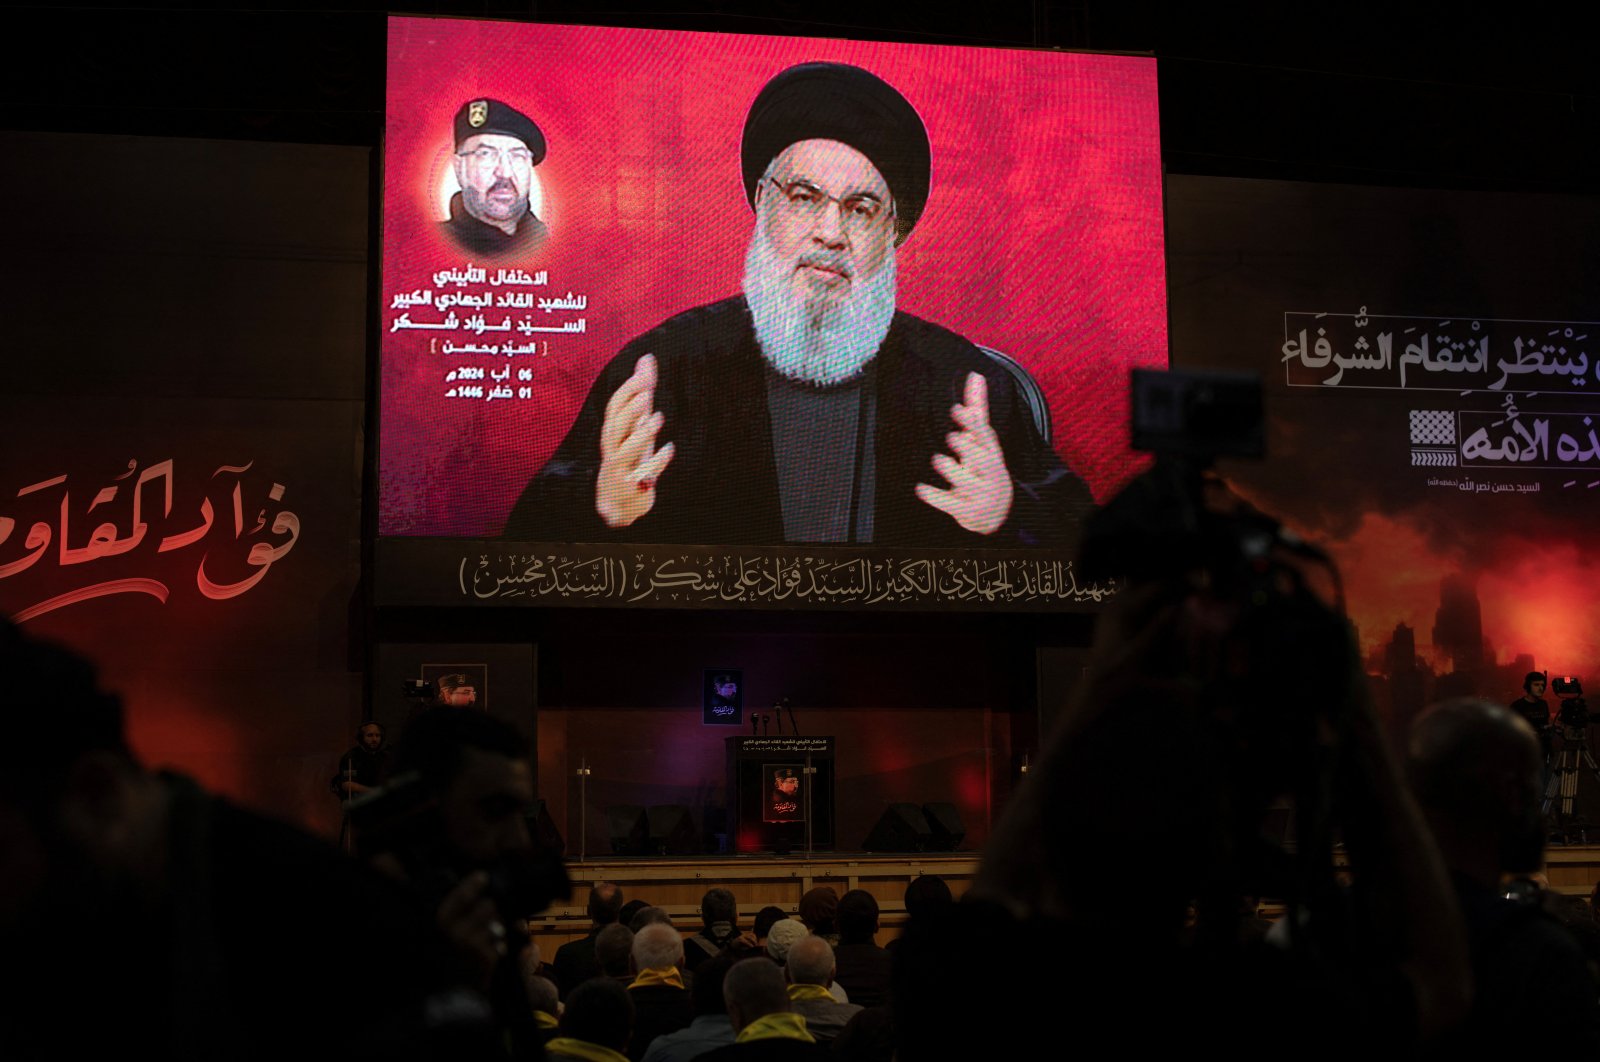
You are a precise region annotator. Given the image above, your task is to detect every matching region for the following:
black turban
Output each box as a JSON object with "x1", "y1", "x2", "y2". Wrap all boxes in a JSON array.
[
  {"x1": 741, "y1": 62, "x2": 931, "y2": 245},
  {"x1": 453, "y1": 98, "x2": 547, "y2": 164}
]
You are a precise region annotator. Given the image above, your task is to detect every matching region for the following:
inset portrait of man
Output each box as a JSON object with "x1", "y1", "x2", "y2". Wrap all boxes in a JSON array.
[
  {"x1": 440, "y1": 97, "x2": 549, "y2": 258},
  {"x1": 505, "y1": 62, "x2": 1092, "y2": 547}
]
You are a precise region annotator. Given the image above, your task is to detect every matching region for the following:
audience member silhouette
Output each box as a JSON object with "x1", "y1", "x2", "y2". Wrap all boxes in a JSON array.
[
  {"x1": 596, "y1": 923, "x2": 638, "y2": 984},
  {"x1": 627, "y1": 922, "x2": 694, "y2": 1060},
  {"x1": 547, "y1": 978, "x2": 634, "y2": 1062},
  {"x1": 641, "y1": 954, "x2": 738, "y2": 1062},
  {"x1": 0, "y1": 623, "x2": 483, "y2": 1060},
  {"x1": 699, "y1": 958, "x2": 828, "y2": 1060},
  {"x1": 784, "y1": 934, "x2": 861, "y2": 1043},
  {"x1": 831, "y1": 890, "x2": 891, "y2": 1008},
  {"x1": 797, "y1": 887, "x2": 839, "y2": 944},
  {"x1": 555, "y1": 882, "x2": 625, "y2": 996},
  {"x1": 1409, "y1": 697, "x2": 1600, "y2": 1053},
  {"x1": 885, "y1": 874, "x2": 952, "y2": 957},
  {"x1": 895, "y1": 561, "x2": 1470, "y2": 1057},
  {"x1": 687, "y1": 887, "x2": 741, "y2": 970}
]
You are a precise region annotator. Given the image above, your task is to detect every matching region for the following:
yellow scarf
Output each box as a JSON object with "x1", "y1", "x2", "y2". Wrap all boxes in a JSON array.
[
  {"x1": 533, "y1": 1011, "x2": 559, "y2": 1030},
  {"x1": 544, "y1": 1037, "x2": 629, "y2": 1062},
  {"x1": 630, "y1": 966, "x2": 686, "y2": 990},
  {"x1": 787, "y1": 983, "x2": 835, "y2": 1002},
  {"x1": 737, "y1": 1012, "x2": 815, "y2": 1044}
]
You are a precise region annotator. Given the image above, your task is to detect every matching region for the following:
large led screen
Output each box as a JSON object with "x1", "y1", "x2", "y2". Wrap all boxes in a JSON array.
[{"x1": 379, "y1": 18, "x2": 1165, "y2": 607}]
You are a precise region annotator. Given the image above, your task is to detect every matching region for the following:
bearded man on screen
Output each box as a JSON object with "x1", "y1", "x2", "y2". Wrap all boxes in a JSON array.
[{"x1": 505, "y1": 62, "x2": 1090, "y2": 546}]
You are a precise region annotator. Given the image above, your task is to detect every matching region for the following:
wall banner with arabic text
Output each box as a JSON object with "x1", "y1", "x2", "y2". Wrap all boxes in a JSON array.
[
  {"x1": 0, "y1": 131, "x2": 369, "y2": 837},
  {"x1": 1167, "y1": 174, "x2": 1600, "y2": 736}
]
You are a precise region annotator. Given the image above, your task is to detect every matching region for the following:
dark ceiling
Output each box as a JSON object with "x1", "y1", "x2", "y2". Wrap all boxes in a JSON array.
[{"x1": 1, "y1": 1, "x2": 1593, "y2": 192}]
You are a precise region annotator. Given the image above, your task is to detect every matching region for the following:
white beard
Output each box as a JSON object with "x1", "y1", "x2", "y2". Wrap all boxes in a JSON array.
[{"x1": 743, "y1": 228, "x2": 897, "y2": 387}]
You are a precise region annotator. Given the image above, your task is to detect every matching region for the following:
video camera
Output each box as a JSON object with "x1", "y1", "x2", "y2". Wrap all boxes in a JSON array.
[
  {"x1": 1080, "y1": 368, "x2": 1322, "y2": 595},
  {"x1": 1554, "y1": 675, "x2": 1588, "y2": 730},
  {"x1": 1078, "y1": 368, "x2": 1357, "y2": 900},
  {"x1": 1080, "y1": 369, "x2": 1349, "y2": 706}
]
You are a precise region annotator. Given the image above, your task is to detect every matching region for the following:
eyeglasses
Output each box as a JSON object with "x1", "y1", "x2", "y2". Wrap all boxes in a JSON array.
[
  {"x1": 765, "y1": 177, "x2": 893, "y2": 236},
  {"x1": 457, "y1": 145, "x2": 535, "y2": 169}
]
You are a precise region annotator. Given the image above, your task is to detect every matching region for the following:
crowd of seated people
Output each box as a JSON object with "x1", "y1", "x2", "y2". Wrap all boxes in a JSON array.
[{"x1": 7, "y1": 511, "x2": 1600, "y2": 1062}]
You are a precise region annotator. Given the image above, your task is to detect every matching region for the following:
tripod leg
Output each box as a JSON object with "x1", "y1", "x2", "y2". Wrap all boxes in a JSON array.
[{"x1": 1582, "y1": 749, "x2": 1600, "y2": 788}]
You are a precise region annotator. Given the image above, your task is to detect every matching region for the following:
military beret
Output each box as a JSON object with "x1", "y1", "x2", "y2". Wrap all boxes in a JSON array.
[
  {"x1": 741, "y1": 62, "x2": 931, "y2": 245},
  {"x1": 453, "y1": 98, "x2": 547, "y2": 163},
  {"x1": 437, "y1": 673, "x2": 472, "y2": 691}
]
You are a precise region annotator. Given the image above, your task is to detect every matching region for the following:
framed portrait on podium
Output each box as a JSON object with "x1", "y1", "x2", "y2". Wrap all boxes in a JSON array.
[{"x1": 763, "y1": 764, "x2": 804, "y2": 822}]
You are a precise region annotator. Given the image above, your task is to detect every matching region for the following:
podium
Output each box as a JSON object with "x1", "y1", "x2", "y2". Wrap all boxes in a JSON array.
[{"x1": 725, "y1": 736, "x2": 835, "y2": 853}]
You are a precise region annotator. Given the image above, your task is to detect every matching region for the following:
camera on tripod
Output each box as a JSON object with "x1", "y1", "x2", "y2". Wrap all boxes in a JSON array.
[
  {"x1": 1540, "y1": 675, "x2": 1598, "y2": 840},
  {"x1": 1079, "y1": 369, "x2": 1356, "y2": 900},
  {"x1": 1554, "y1": 675, "x2": 1588, "y2": 730}
]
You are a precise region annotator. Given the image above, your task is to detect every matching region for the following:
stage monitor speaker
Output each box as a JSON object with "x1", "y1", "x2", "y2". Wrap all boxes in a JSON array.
[
  {"x1": 861, "y1": 803, "x2": 932, "y2": 853},
  {"x1": 527, "y1": 798, "x2": 565, "y2": 857},
  {"x1": 647, "y1": 804, "x2": 700, "y2": 855},
  {"x1": 921, "y1": 802, "x2": 966, "y2": 851},
  {"x1": 605, "y1": 804, "x2": 649, "y2": 855}
]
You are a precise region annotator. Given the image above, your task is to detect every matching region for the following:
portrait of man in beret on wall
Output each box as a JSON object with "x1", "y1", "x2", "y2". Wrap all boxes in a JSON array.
[
  {"x1": 427, "y1": 668, "x2": 483, "y2": 709},
  {"x1": 503, "y1": 62, "x2": 1091, "y2": 547},
  {"x1": 440, "y1": 97, "x2": 549, "y2": 258}
]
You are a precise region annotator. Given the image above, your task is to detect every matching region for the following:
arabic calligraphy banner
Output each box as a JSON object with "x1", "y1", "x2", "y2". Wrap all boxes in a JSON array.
[
  {"x1": 379, "y1": 18, "x2": 1166, "y2": 571},
  {"x1": 1281, "y1": 311, "x2": 1596, "y2": 392},
  {"x1": 0, "y1": 132, "x2": 369, "y2": 838},
  {"x1": 376, "y1": 539, "x2": 1115, "y2": 611},
  {"x1": 1168, "y1": 175, "x2": 1600, "y2": 725},
  {"x1": 0, "y1": 455, "x2": 305, "y2": 623}
]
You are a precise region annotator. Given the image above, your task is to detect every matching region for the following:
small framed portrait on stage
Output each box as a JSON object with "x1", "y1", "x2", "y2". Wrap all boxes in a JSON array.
[
  {"x1": 703, "y1": 668, "x2": 743, "y2": 725},
  {"x1": 763, "y1": 764, "x2": 804, "y2": 822},
  {"x1": 422, "y1": 663, "x2": 488, "y2": 709}
]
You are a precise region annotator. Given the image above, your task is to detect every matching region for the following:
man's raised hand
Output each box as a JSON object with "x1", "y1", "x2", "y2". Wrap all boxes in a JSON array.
[
  {"x1": 914, "y1": 371, "x2": 1014, "y2": 535},
  {"x1": 595, "y1": 353, "x2": 675, "y2": 528}
]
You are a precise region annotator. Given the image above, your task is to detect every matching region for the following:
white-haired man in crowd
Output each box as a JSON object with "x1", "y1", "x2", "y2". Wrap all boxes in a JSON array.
[
  {"x1": 783, "y1": 935, "x2": 861, "y2": 1043},
  {"x1": 627, "y1": 922, "x2": 693, "y2": 1060}
]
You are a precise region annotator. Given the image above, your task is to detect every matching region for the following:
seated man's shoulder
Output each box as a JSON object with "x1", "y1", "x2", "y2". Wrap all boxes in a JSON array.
[
  {"x1": 796, "y1": 997, "x2": 863, "y2": 1020},
  {"x1": 889, "y1": 309, "x2": 987, "y2": 365},
  {"x1": 623, "y1": 297, "x2": 752, "y2": 360},
  {"x1": 698, "y1": 1041, "x2": 831, "y2": 1061}
]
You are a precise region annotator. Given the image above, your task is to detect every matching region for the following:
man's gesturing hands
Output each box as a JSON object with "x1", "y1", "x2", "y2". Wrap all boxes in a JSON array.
[
  {"x1": 596, "y1": 361, "x2": 1011, "y2": 535},
  {"x1": 915, "y1": 371, "x2": 1014, "y2": 535},
  {"x1": 595, "y1": 354, "x2": 675, "y2": 528}
]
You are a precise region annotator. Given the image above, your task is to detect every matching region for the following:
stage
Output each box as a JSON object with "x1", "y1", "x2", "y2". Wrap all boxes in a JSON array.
[
  {"x1": 527, "y1": 852, "x2": 978, "y2": 951},
  {"x1": 522, "y1": 845, "x2": 1600, "y2": 952}
]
